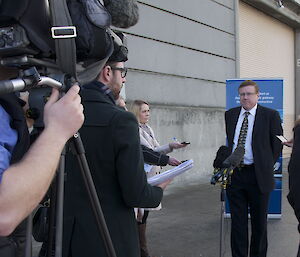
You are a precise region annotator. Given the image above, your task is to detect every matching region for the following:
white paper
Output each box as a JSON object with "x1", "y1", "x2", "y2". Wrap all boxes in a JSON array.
[
  {"x1": 276, "y1": 135, "x2": 288, "y2": 143},
  {"x1": 144, "y1": 164, "x2": 153, "y2": 173},
  {"x1": 147, "y1": 159, "x2": 194, "y2": 186}
]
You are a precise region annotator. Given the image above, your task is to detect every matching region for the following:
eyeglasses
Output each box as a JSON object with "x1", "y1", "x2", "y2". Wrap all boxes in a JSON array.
[
  {"x1": 110, "y1": 67, "x2": 127, "y2": 78},
  {"x1": 239, "y1": 92, "x2": 257, "y2": 97}
]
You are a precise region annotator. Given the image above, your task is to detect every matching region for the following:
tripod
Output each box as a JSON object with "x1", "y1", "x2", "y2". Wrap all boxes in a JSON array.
[
  {"x1": 47, "y1": 133, "x2": 117, "y2": 257},
  {"x1": 0, "y1": 68, "x2": 117, "y2": 257}
]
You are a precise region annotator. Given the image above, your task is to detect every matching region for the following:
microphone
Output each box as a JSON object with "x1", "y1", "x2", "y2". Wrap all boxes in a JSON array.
[
  {"x1": 103, "y1": 0, "x2": 139, "y2": 28},
  {"x1": 210, "y1": 146, "x2": 245, "y2": 185},
  {"x1": 213, "y1": 145, "x2": 231, "y2": 169},
  {"x1": 222, "y1": 146, "x2": 245, "y2": 168}
]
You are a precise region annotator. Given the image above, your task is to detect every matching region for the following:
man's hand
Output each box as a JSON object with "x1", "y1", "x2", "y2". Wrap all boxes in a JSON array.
[
  {"x1": 168, "y1": 157, "x2": 181, "y2": 166},
  {"x1": 43, "y1": 85, "x2": 84, "y2": 141},
  {"x1": 282, "y1": 138, "x2": 293, "y2": 148}
]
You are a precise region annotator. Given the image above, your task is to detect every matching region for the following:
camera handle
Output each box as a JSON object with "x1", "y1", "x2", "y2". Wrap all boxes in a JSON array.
[{"x1": 0, "y1": 67, "x2": 64, "y2": 95}]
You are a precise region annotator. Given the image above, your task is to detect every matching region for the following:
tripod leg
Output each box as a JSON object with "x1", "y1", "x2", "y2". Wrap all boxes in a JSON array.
[
  {"x1": 47, "y1": 183, "x2": 57, "y2": 257},
  {"x1": 54, "y1": 147, "x2": 66, "y2": 257},
  {"x1": 70, "y1": 133, "x2": 117, "y2": 257},
  {"x1": 24, "y1": 214, "x2": 32, "y2": 257},
  {"x1": 42, "y1": 153, "x2": 64, "y2": 257}
]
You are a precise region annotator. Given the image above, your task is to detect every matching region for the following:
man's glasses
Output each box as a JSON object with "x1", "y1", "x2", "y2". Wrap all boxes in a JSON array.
[
  {"x1": 111, "y1": 67, "x2": 127, "y2": 78},
  {"x1": 239, "y1": 92, "x2": 257, "y2": 97}
]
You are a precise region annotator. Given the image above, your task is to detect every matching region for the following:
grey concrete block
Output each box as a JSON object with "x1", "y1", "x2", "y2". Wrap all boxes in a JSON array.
[
  {"x1": 138, "y1": 0, "x2": 235, "y2": 33},
  {"x1": 124, "y1": 4, "x2": 235, "y2": 59},
  {"x1": 126, "y1": 35, "x2": 235, "y2": 82},
  {"x1": 125, "y1": 70, "x2": 226, "y2": 108}
]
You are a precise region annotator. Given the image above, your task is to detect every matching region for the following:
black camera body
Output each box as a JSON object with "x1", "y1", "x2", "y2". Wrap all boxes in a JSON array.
[
  {"x1": 0, "y1": 25, "x2": 38, "y2": 57},
  {"x1": 0, "y1": 0, "x2": 114, "y2": 84},
  {"x1": 0, "y1": 0, "x2": 130, "y2": 129}
]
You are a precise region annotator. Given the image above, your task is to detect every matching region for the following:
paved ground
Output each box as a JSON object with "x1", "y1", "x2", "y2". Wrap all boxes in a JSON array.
[
  {"x1": 146, "y1": 159, "x2": 299, "y2": 257},
  {"x1": 32, "y1": 158, "x2": 299, "y2": 257}
]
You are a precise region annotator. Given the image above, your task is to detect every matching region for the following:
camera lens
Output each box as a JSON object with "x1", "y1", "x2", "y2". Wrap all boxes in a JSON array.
[{"x1": 0, "y1": 36, "x2": 5, "y2": 48}]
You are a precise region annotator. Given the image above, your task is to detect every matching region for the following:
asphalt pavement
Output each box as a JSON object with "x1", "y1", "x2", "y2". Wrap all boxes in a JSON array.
[
  {"x1": 146, "y1": 158, "x2": 299, "y2": 257},
  {"x1": 32, "y1": 158, "x2": 299, "y2": 257}
]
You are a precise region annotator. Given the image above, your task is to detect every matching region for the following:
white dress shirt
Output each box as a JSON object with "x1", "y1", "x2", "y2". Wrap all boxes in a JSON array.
[{"x1": 232, "y1": 104, "x2": 257, "y2": 165}]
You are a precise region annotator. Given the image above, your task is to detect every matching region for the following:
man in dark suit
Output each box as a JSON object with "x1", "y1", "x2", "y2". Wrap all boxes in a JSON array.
[
  {"x1": 62, "y1": 39, "x2": 170, "y2": 257},
  {"x1": 287, "y1": 119, "x2": 300, "y2": 256},
  {"x1": 225, "y1": 80, "x2": 283, "y2": 257}
]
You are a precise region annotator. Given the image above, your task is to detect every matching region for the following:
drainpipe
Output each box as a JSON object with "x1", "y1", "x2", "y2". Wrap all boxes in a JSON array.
[
  {"x1": 295, "y1": 29, "x2": 300, "y2": 119},
  {"x1": 234, "y1": 0, "x2": 240, "y2": 78}
]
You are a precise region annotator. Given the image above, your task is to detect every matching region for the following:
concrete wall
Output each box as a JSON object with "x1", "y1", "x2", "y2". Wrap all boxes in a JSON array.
[{"x1": 117, "y1": 0, "x2": 236, "y2": 187}]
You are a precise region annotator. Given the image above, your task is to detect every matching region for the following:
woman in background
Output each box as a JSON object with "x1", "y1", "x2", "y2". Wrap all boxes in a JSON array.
[{"x1": 130, "y1": 99, "x2": 187, "y2": 257}]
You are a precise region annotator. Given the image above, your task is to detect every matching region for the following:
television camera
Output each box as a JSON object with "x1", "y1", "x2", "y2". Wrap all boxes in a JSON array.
[{"x1": 0, "y1": 0, "x2": 138, "y2": 257}]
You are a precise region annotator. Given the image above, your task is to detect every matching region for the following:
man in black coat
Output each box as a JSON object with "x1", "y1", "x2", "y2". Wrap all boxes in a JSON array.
[
  {"x1": 62, "y1": 43, "x2": 170, "y2": 257},
  {"x1": 287, "y1": 120, "x2": 300, "y2": 256},
  {"x1": 225, "y1": 80, "x2": 283, "y2": 257}
]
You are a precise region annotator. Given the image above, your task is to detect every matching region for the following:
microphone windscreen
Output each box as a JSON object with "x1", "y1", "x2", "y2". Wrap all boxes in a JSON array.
[
  {"x1": 213, "y1": 145, "x2": 231, "y2": 168},
  {"x1": 104, "y1": 0, "x2": 139, "y2": 28},
  {"x1": 223, "y1": 146, "x2": 245, "y2": 168}
]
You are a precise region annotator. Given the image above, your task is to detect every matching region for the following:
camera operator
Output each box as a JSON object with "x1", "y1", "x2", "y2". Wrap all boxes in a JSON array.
[
  {"x1": 62, "y1": 40, "x2": 171, "y2": 257},
  {"x1": 0, "y1": 73, "x2": 84, "y2": 256}
]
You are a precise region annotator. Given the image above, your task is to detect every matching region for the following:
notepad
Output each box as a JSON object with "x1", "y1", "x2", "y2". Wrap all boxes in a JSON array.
[{"x1": 147, "y1": 159, "x2": 194, "y2": 186}]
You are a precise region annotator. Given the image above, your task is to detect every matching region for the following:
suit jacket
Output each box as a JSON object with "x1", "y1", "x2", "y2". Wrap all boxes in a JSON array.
[
  {"x1": 141, "y1": 145, "x2": 169, "y2": 166},
  {"x1": 225, "y1": 105, "x2": 283, "y2": 193},
  {"x1": 287, "y1": 124, "x2": 300, "y2": 231},
  {"x1": 62, "y1": 81, "x2": 163, "y2": 257}
]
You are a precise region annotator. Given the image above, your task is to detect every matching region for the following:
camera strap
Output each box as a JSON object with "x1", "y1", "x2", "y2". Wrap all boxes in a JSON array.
[{"x1": 49, "y1": 0, "x2": 77, "y2": 80}]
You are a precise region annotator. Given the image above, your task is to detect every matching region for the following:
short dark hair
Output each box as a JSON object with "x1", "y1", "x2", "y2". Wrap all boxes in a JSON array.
[
  {"x1": 238, "y1": 80, "x2": 259, "y2": 93},
  {"x1": 105, "y1": 61, "x2": 118, "y2": 68}
]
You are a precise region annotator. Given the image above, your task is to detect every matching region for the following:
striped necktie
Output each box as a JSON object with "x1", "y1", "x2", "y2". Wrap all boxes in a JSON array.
[{"x1": 237, "y1": 111, "x2": 250, "y2": 164}]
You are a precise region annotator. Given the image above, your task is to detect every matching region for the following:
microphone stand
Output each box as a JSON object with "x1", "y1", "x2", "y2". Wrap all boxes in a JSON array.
[
  {"x1": 212, "y1": 146, "x2": 244, "y2": 257},
  {"x1": 219, "y1": 175, "x2": 226, "y2": 257},
  {"x1": 218, "y1": 168, "x2": 233, "y2": 257}
]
